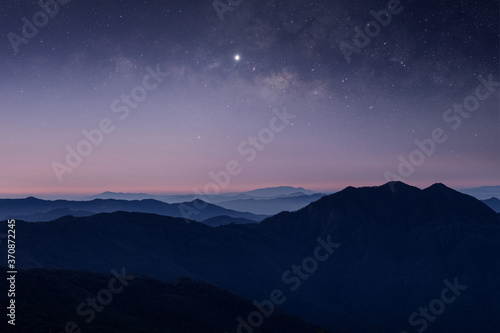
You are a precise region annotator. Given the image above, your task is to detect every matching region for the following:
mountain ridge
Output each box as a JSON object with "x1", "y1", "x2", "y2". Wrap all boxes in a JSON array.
[
  {"x1": 7, "y1": 267, "x2": 328, "y2": 333},
  {"x1": 5, "y1": 181, "x2": 500, "y2": 331},
  {"x1": 0, "y1": 197, "x2": 267, "y2": 223}
]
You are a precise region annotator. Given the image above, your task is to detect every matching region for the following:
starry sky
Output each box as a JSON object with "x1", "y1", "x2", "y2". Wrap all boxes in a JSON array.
[{"x1": 0, "y1": 0, "x2": 499, "y2": 198}]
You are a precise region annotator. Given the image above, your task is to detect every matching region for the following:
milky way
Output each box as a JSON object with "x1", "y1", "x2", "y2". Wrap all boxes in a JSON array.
[{"x1": 0, "y1": 0, "x2": 498, "y2": 197}]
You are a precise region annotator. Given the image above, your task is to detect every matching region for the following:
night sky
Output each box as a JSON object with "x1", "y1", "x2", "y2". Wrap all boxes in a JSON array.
[{"x1": 1, "y1": 0, "x2": 499, "y2": 198}]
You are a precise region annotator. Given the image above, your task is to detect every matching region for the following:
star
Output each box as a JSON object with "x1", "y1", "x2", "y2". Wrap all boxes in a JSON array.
[{"x1": 234, "y1": 54, "x2": 240, "y2": 61}]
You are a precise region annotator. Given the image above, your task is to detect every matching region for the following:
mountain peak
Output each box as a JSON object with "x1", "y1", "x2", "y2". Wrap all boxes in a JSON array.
[
  {"x1": 261, "y1": 181, "x2": 499, "y2": 245},
  {"x1": 25, "y1": 196, "x2": 41, "y2": 201},
  {"x1": 425, "y1": 182, "x2": 451, "y2": 190},
  {"x1": 423, "y1": 183, "x2": 462, "y2": 196},
  {"x1": 335, "y1": 182, "x2": 420, "y2": 196},
  {"x1": 243, "y1": 186, "x2": 316, "y2": 198},
  {"x1": 380, "y1": 181, "x2": 420, "y2": 192},
  {"x1": 190, "y1": 199, "x2": 209, "y2": 205}
]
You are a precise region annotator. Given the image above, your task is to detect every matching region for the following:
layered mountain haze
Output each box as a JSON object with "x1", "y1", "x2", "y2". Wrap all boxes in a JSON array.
[
  {"x1": 0, "y1": 197, "x2": 267, "y2": 223},
  {"x1": 83, "y1": 186, "x2": 320, "y2": 202},
  {"x1": 240, "y1": 186, "x2": 318, "y2": 197},
  {"x1": 82, "y1": 186, "x2": 326, "y2": 215},
  {"x1": 215, "y1": 193, "x2": 326, "y2": 215},
  {"x1": 0, "y1": 186, "x2": 325, "y2": 222},
  {"x1": 4, "y1": 182, "x2": 500, "y2": 332},
  {"x1": 458, "y1": 186, "x2": 500, "y2": 200},
  {"x1": 481, "y1": 197, "x2": 500, "y2": 213}
]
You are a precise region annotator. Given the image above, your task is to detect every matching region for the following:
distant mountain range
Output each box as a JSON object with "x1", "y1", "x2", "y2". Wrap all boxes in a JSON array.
[
  {"x1": 0, "y1": 197, "x2": 267, "y2": 223},
  {"x1": 82, "y1": 186, "x2": 326, "y2": 215},
  {"x1": 83, "y1": 186, "x2": 320, "y2": 202},
  {"x1": 81, "y1": 184, "x2": 500, "y2": 215},
  {"x1": 0, "y1": 185, "x2": 329, "y2": 224},
  {"x1": 238, "y1": 186, "x2": 318, "y2": 197},
  {"x1": 6, "y1": 181, "x2": 500, "y2": 332},
  {"x1": 215, "y1": 193, "x2": 326, "y2": 215},
  {"x1": 458, "y1": 185, "x2": 500, "y2": 200}
]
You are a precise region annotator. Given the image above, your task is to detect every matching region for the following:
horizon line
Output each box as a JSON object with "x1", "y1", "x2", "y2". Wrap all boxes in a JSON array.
[{"x1": 2, "y1": 182, "x2": 499, "y2": 200}]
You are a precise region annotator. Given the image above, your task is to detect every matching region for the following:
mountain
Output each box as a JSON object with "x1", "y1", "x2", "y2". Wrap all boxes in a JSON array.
[
  {"x1": 216, "y1": 193, "x2": 326, "y2": 215},
  {"x1": 83, "y1": 186, "x2": 321, "y2": 204},
  {"x1": 83, "y1": 191, "x2": 165, "y2": 201},
  {"x1": 5, "y1": 182, "x2": 500, "y2": 332},
  {"x1": 242, "y1": 186, "x2": 318, "y2": 197},
  {"x1": 0, "y1": 197, "x2": 267, "y2": 223},
  {"x1": 4, "y1": 268, "x2": 328, "y2": 333},
  {"x1": 482, "y1": 197, "x2": 500, "y2": 213},
  {"x1": 83, "y1": 188, "x2": 325, "y2": 215},
  {"x1": 458, "y1": 185, "x2": 500, "y2": 200},
  {"x1": 83, "y1": 191, "x2": 201, "y2": 203}
]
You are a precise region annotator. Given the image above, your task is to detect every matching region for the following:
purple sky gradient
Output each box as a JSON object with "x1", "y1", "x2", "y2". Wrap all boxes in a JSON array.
[{"x1": 0, "y1": 0, "x2": 498, "y2": 199}]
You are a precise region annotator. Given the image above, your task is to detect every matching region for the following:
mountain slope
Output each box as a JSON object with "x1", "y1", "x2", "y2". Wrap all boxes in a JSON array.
[
  {"x1": 3, "y1": 268, "x2": 327, "y2": 333},
  {"x1": 216, "y1": 193, "x2": 326, "y2": 215}
]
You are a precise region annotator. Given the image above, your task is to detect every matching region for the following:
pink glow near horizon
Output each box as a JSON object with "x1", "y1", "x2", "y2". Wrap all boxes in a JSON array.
[{"x1": 2, "y1": 177, "x2": 498, "y2": 200}]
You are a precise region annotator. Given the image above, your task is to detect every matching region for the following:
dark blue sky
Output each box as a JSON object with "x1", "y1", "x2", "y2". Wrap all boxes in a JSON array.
[{"x1": 0, "y1": 0, "x2": 498, "y2": 197}]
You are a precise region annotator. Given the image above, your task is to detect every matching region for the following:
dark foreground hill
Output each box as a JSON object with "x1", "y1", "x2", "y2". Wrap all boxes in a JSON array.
[
  {"x1": 3, "y1": 182, "x2": 500, "y2": 332},
  {"x1": 0, "y1": 268, "x2": 327, "y2": 333}
]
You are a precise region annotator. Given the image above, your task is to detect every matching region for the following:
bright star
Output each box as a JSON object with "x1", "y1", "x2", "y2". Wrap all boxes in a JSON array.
[{"x1": 234, "y1": 54, "x2": 240, "y2": 61}]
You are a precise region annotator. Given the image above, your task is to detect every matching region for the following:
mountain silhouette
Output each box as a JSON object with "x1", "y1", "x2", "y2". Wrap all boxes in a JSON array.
[
  {"x1": 458, "y1": 185, "x2": 500, "y2": 200},
  {"x1": 83, "y1": 186, "x2": 319, "y2": 203},
  {"x1": 4, "y1": 182, "x2": 500, "y2": 332},
  {"x1": 216, "y1": 193, "x2": 326, "y2": 215},
  {"x1": 0, "y1": 197, "x2": 267, "y2": 223},
  {"x1": 242, "y1": 186, "x2": 317, "y2": 197},
  {"x1": 482, "y1": 197, "x2": 500, "y2": 212},
  {"x1": 4, "y1": 268, "x2": 328, "y2": 333}
]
